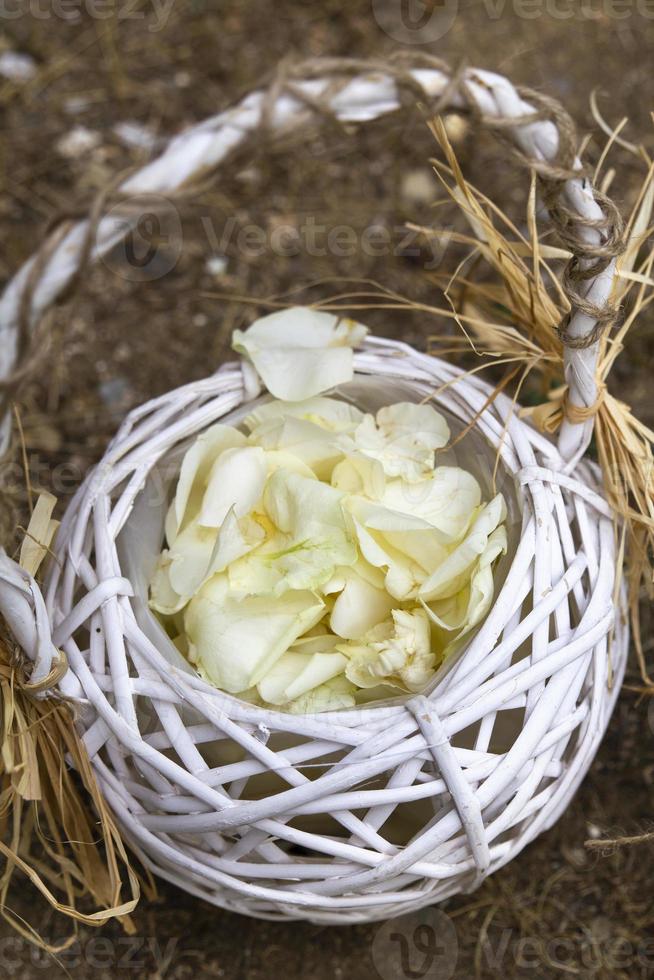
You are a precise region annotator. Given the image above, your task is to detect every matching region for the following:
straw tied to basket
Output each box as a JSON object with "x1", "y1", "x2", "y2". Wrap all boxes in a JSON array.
[{"x1": 0, "y1": 56, "x2": 648, "y2": 927}]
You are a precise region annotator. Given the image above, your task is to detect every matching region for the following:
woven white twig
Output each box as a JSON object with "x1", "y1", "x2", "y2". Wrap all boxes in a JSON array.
[
  {"x1": 0, "y1": 60, "x2": 628, "y2": 924},
  {"x1": 0, "y1": 336, "x2": 627, "y2": 922}
]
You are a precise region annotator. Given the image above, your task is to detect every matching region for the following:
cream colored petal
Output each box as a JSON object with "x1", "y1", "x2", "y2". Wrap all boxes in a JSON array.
[
  {"x1": 341, "y1": 608, "x2": 435, "y2": 693},
  {"x1": 167, "y1": 520, "x2": 218, "y2": 597},
  {"x1": 331, "y1": 453, "x2": 386, "y2": 500},
  {"x1": 149, "y1": 551, "x2": 186, "y2": 615},
  {"x1": 173, "y1": 424, "x2": 247, "y2": 535},
  {"x1": 323, "y1": 558, "x2": 386, "y2": 594},
  {"x1": 164, "y1": 499, "x2": 178, "y2": 548},
  {"x1": 243, "y1": 395, "x2": 364, "y2": 433},
  {"x1": 258, "y1": 650, "x2": 348, "y2": 705},
  {"x1": 285, "y1": 652, "x2": 348, "y2": 700},
  {"x1": 423, "y1": 524, "x2": 508, "y2": 641},
  {"x1": 352, "y1": 495, "x2": 434, "y2": 533},
  {"x1": 418, "y1": 494, "x2": 507, "y2": 602},
  {"x1": 234, "y1": 306, "x2": 367, "y2": 352},
  {"x1": 286, "y1": 674, "x2": 357, "y2": 713},
  {"x1": 376, "y1": 401, "x2": 450, "y2": 450},
  {"x1": 165, "y1": 508, "x2": 265, "y2": 607},
  {"x1": 228, "y1": 470, "x2": 357, "y2": 596},
  {"x1": 249, "y1": 416, "x2": 349, "y2": 480},
  {"x1": 353, "y1": 413, "x2": 435, "y2": 482},
  {"x1": 263, "y1": 469, "x2": 353, "y2": 547},
  {"x1": 199, "y1": 446, "x2": 267, "y2": 527},
  {"x1": 342, "y1": 644, "x2": 392, "y2": 690},
  {"x1": 256, "y1": 651, "x2": 310, "y2": 705},
  {"x1": 381, "y1": 529, "x2": 449, "y2": 575},
  {"x1": 352, "y1": 518, "x2": 424, "y2": 600},
  {"x1": 248, "y1": 347, "x2": 356, "y2": 401},
  {"x1": 185, "y1": 575, "x2": 325, "y2": 693},
  {"x1": 289, "y1": 632, "x2": 341, "y2": 654},
  {"x1": 326, "y1": 568, "x2": 395, "y2": 640},
  {"x1": 232, "y1": 307, "x2": 367, "y2": 401},
  {"x1": 261, "y1": 449, "x2": 317, "y2": 480},
  {"x1": 351, "y1": 403, "x2": 450, "y2": 483},
  {"x1": 375, "y1": 467, "x2": 482, "y2": 539}
]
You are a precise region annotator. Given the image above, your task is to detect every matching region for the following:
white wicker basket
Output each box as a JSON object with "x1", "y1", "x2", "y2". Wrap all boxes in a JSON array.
[{"x1": 0, "y1": 58, "x2": 628, "y2": 924}]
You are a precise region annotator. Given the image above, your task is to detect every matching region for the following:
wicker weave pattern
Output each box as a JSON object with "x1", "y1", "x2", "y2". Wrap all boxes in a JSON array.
[
  {"x1": 0, "y1": 61, "x2": 628, "y2": 923},
  {"x1": 27, "y1": 338, "x2": 625, "y2": 923}
]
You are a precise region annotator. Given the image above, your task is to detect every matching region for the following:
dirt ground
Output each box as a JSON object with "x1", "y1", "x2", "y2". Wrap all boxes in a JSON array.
[{"x1": 1, "y1": 1, "x2": 654, "y2": 978}]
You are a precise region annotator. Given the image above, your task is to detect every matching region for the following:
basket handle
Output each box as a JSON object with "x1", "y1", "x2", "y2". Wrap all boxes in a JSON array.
[{"x1": 0, "y1": 55, "x2": 622, "y2": 465}]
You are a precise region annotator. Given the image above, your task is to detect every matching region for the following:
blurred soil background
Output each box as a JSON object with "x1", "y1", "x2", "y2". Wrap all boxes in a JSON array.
[{"x1": 1, "y1": 0, "x2": 654, "y2": 977}]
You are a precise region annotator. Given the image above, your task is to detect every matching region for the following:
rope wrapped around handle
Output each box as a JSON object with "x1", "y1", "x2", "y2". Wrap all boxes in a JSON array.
[{"x1": 0, "y1": 54, "x2": 623, "y2": 464}]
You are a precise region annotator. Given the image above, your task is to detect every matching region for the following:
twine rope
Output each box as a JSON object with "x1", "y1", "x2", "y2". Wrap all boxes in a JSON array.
[{"x1": 564, "y1": 381, "x2": 607, "y2": 423}]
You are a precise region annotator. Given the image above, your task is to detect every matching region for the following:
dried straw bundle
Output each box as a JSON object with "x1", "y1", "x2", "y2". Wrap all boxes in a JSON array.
[
  {"x1": 410, "y1": 120, "x2": 654, "y2": 690},
  {"x1": 0, "y1": 511, "x2": 143, "y2": 949}
]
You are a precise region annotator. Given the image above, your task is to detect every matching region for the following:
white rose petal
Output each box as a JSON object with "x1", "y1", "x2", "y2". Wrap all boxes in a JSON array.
[
  {"x1": 373, "y1": 468, "x2": 482, "y2": 540},
  {"x1": 168, "y1": 508, "x2": 264, "y2": 599},
  {"x1": 172, "y1": 423, "x2": 247, "y2": 537},
  {"x1": 325, "y1": 565, "x2": 395, "y2": 639},
  {"x1": 228, "y1": 469, "x2": 357, "y2": 596},
  {"x1": 149, "y1": 551, "x2": 186, "y2": 615},
  {"x1": 286, "y1": 674, "x2": 356, "y2": 713},
  {"x1": 352, "y1": 518, "x2": 424, "y2": 601},
  {"x1": 352, "y1": 402, "x2": 449, "y2": 482},
  {"x1": 380, "y1": 528, "x2": 450, "y2": 576},
  {"x1": 243, "y1": 396, "x2": 364, "y2": 433},
  {"x1": 263, "y1": 469, "x2": 353, "y2": 551},
  {"x1": 290, "y1": 632, "x2": 340, "y2": 654},
  {"x1": 331, "y1": 453, "x2": 386, "y2": 500},
  {"x1": 232, "y1": 307, "x2": 368, "y2": 401},
  {"x1": 258, "y1": 650, "x2": 348, "y2": 705},
  {"x1": 423, "y1": 524, "x2": 508, "y2": 642},
  {"x1": 249, "y1": 416, "x2": 350, "y2": 480},
  {"x1": 199, "y1": 446, "x2": 267, "y2": 527},
  {"x1": 376, "y1": 402, "x2": 450, "y2": 450},
  {"x1": 418, "y1": 494, "x2": 507, "y2": 602},
  {"x1": 167, "y1": 521, "x2": 219, "y2": 598},
  {"x1": 256, "y1": 651, "x2": 314, "y2": 705},
  {"x1": 185, "y1": 575, "x2": 325, "y2": 693},
  {"x1": 341, "y1": 607, "x2": 435, "y2": 693},
  {"x1": 259, "y1": 449, "x2": 319, "y2": 481}
]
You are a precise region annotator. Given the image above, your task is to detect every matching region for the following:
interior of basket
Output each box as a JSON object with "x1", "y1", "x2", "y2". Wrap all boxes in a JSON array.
[{"x1": 110, "y1": 373, "x2": 538, "y2": 851}]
